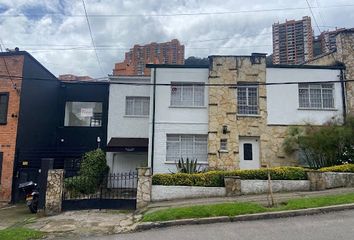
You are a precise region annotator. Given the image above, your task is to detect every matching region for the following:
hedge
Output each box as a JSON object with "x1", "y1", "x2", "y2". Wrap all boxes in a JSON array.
[
  {"x1": 152, "y1": 167, "x2": 308, "y2": 187},
  {"x1": 319, "y1": 164, "x2": 354, "y2": 173}
]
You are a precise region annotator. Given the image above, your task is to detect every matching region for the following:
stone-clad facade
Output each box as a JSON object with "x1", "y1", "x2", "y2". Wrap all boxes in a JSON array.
[
  {"x1": 207, "y1": 55, "x2": 297, "y2": 170},
  {"x1": 306, "y1": 30, "x2": 354, "y2": 115}
]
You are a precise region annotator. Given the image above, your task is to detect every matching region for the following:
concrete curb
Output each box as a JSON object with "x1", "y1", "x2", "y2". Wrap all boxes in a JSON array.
[{"x1": 136, "y1": 203, "x2": 354, "y2": 231}]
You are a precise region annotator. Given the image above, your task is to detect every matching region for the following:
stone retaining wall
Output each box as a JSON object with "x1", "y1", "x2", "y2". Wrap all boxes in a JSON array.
[{"x1": 240, "y1": 180, "x2": 310, "y2": 194}]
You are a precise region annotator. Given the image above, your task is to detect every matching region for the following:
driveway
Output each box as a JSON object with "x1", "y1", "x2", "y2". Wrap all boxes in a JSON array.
[
  {"x1": 86, "y1": 209, "x2": 354, "y2": 240},
  {"x1": 0, "y1": 204, "x2": 37, "y2": 230}
]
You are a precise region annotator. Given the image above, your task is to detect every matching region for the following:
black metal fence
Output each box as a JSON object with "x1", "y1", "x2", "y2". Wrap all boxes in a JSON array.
[{"x1": 62, "y1": 171, "x2": 138, "y2": 211}]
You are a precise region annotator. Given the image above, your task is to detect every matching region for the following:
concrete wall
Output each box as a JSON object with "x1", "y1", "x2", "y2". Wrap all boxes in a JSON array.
[
  {"x1": 152, "y1": 185, "x2": 226, "y2": 201},
  {"x1": 266, "y1": 68, "x2": 343, "y2": 125},
  {"x1": 148, "y1": 67, "x2": 209, "y2": 173},
  {"x1": 107, "y1": 76, "x2": 150, "y2": 141},
  {"x1": 151, "y1": 180, "x2": 310, "y2": 201},
  {"x1": 107, "y1": 152, "x2": 148, "y2": 174}
]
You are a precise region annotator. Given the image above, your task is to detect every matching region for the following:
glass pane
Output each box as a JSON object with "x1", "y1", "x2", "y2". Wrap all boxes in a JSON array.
[
  {"x1": 142, "y1": 98, "x2": 150, "y2": 115},
  {"x1": 181, "y1": 135, "x2": 194, "y2": 159},
  {"x1": 125, "y1": 98, "x2": 134, "y2": 115},
  {"x1": 166, "y1": 141, "x2": 180, "y2": 162},
  {"x1": 194, "y1": 85, "x2": 205, "y2": 106},
  {"x1": 244, "y1": 143, "x2": 253, "y2": 160},
  {"x1": 182, "y1": 85, "x2": 193, "y2": 106},
  {"x1": 171, "y1": 85, "x2": 182, "y2": 106},
  {"x1": 322, "y1": 89, "x2": 334, "y2": 108},
  {"x1": 310, "y1": 89, "x2": 322, "y2": 108},
  {"x1": 64, "y1": 102, "x2": 102, "y2": 127},
  {"x1": 299, "y1": 88, "x2": 309, "y2": 108}
]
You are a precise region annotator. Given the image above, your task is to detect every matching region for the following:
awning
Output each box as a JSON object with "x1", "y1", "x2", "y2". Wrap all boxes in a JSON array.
[{"x1": 106, "y1": 138, "x2": 148, "y2": 152}]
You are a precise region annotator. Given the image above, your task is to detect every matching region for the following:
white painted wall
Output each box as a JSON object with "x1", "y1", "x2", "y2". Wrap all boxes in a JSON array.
[
  {"x1": 106, "y1": 152, "x2": 148, "y2": 174},
  {"x1": 148, "y1": 67, "x2": 209, "y2": 173},
  {"x1": 266, "y1": 68, "x2": 343, "y2": 125},
  {"x1": 107, "y1": 76, "x2": 151, "y2": 141}
]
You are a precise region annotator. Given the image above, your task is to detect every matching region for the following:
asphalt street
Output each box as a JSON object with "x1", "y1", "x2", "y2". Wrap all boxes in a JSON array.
[{"x1": 86, "y1": 209, "x2": 354, "y2": 240}]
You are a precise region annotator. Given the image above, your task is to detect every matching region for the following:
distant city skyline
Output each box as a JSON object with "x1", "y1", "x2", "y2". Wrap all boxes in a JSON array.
[{"x1": 0, "y1": 0, "x2": 353, "y2": 77}]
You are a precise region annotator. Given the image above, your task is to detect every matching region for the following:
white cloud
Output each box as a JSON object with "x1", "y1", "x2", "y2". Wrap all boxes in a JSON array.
[{"x1": 0, "y1": 0, "x2": 353, "y2": 77}]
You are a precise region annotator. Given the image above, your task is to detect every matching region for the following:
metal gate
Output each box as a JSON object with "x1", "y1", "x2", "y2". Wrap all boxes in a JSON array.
[{"x1": 62, "y1": 172, "x2": 138, "y2": 211}]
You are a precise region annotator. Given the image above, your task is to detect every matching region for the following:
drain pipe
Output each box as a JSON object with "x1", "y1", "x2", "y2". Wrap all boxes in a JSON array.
[
  {"x1": 340, "y1": 68, "x2": 347, "y2": 123},
  {"x1": 150, "y1": 67, "x2": 157, "y2": 174}
]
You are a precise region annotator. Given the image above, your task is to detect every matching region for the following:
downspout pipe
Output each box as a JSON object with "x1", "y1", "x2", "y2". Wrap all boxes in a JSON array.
[
  {"x1": 151, "y1": 68, "x2": 157, "y2": 174},
  {"x1": 340, "y1": 68, "x2": 347, "y2": 123}
]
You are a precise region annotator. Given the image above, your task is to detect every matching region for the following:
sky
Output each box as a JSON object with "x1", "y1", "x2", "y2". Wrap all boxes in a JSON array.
[{"x1": 0, "y1": 0, "x2": 353, "y2": 78}]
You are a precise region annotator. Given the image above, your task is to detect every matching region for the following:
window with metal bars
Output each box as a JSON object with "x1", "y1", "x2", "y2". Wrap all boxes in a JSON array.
[
  {"x1": 298, "y1": 83, "x2": 334, "y2": 109},
  {"x1": 170, "y1": 82, "x2": 205, "y2": 107},
  {"x1": 125, "y1": 97, "x2": 150, "y2": 116},
  {"x1": 237, "y1": 85, "x2": 259, "y2": 115},
  {"x1": 166, "y1": 134, "x2": 208, "y2": 162}
]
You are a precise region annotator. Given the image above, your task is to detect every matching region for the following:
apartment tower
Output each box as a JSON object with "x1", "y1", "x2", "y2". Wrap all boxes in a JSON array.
[
  {"x1": 272, "y1": 16, "x2": 313, "y2": 64},
  {"x1": 113, "y1": 39, "x2": 185, "y2": 76}
]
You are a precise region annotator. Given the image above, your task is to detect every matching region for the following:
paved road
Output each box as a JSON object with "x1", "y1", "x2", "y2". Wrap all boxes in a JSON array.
[{"x1": 86, "y1": 209, "x2": 354, "y2": 240}]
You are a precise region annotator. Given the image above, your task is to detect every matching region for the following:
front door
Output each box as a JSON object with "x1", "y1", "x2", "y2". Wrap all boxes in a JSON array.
[{"x1": 239, "y1": 137, "x2": 260, "y2": 169}]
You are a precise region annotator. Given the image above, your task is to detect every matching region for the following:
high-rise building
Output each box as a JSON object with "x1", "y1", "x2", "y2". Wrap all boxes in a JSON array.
[
  {"x1": 113, "y1": 39, "x2": 185, "y2": 76},
  {"x1": 272, "y1": 16, "x2": 313, "y2": 64},
  {"x1": 318, "y1": 28, "x2": 346, "y2": 54}
]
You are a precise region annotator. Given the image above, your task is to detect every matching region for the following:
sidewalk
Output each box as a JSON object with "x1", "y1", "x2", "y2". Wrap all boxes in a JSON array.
[{"x1": 146, "y1": 187, "x2": 354, "y2": 213}]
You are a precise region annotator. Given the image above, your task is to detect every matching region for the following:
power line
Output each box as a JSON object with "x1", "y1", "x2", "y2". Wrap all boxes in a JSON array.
[
  {"x1": 0, "y1": 74, "x2": 353, "y2": 87},
  {"x1": 1, "y1": 4, "x2": 353, "y2": 18},
  {"x1": 305, "y1": 0, "x2": 337, "y2": 62},
  {"x1": 82, "y1": 0, "x2": 105, "y2": 76}
]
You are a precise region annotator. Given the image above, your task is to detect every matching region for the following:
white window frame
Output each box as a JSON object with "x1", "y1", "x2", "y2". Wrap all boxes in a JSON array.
[
  {"x1": 298, "y1": 83, "x2": 335, "y2": 110},
  {"x1": 166, "y1": 134, "x2": 208, "y2": 163},
  {"x1": 125, "y1": 96, "x2": 150, "y2": 116},
  {"x1": 170, "y1": 82, "x2": 205, "y2": 107},
  {"x1": 237, "y1": 85, "x2": 259, "y2": 115}
]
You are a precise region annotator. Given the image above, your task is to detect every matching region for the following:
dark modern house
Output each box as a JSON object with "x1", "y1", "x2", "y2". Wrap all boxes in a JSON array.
[{"x1": 0, "y1": 50, "x2": 109, "y2": 202}]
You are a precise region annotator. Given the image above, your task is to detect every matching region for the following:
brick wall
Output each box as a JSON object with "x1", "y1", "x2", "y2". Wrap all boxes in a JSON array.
[{"x1": 0, "y1": 55, "x2": 23, "y2": 201}]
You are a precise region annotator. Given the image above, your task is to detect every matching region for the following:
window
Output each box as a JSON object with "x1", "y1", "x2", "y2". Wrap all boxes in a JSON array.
[
  {"x1": 237, "y1": 85, "x2": 258, "y2": 115},
  {"x1": 243, "y1": 143, "x2": 253, "y2": 160},
  {"x1": 125, "y1": 97, "x2": 150, "y2": 116},
  {"x1": 171, "y1": 82, "x2": 205, "y2": 107},
  {"x1": 0, "y1": 93, "x2": 9, "y2": 124},
  {"x1": 220, "y1": 139, "x2": 228, "y2": 151},
  {"x1": 64, "y1": 102, "x2": 102, "y2": 127},
  {"x1": 299, "y1": 83, "x2": 334, "y2": 109},
  {"x1": 166, "y1": 134, "x2": 207, "y2": 162}
]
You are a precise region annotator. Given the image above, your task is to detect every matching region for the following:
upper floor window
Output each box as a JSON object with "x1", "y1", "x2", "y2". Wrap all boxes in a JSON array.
[
  {"x1": 237, "y1": 85, "x2": 259, "y2": 115},
  {"x1": 299, "y1": 83, "x2": 334, "y2": 109},
  {"x1": 0, "y1": 92, "x2": 9, "y2": 125},
  {"x1": 64, "y1": 102, "x2": 102, "y2": 127},
  {"x1": 166, "y1": 134, "x2": 207, "y2": 163},
  {"x1": 125, "y1": 97, "x2": 150, "y2": 116},
  {"x1": 170, "y1": 82, "x2": 205, "y2": 107}
]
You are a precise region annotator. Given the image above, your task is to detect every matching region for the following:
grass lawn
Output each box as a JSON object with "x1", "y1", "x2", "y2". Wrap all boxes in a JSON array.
[
  {"x1": 0, "y1": 227, "x2": 44, "y2": 240},
  {"x1": 143, "y1": 192, "x2": 354, "y2": 222}
]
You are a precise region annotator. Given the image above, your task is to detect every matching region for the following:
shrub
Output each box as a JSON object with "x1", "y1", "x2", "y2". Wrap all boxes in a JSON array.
[
  {"x1": 65, "y1": 148, "x2": 109, "y2": 194},
  {"x1": 64, "y1": 176, "x2": 98, "y2": 195},
  {"x1": 152, "y1": 167, "x2": 307, "y2": 187},
  {"x1": 319, "y1": 164, "x2": 354, "y2": 173},
  {"x1": 283, "y1": 117, "x2": 354, "y2": 169}
]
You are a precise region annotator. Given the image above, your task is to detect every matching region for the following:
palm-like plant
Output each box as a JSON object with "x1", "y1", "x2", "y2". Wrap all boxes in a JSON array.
[{"x1": 176, "y1": 158, "x2": 200, "y2": 174}]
